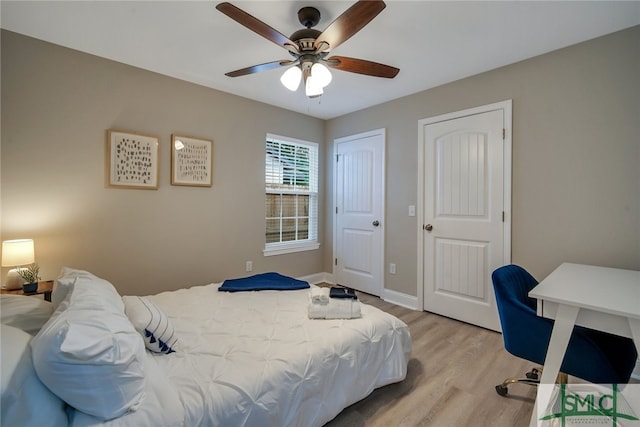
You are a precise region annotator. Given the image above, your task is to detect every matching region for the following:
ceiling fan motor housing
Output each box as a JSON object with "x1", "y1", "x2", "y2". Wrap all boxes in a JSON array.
[
  {"x1": 289, "y1": 29, "x2": 321, "y2": 47},
  {"x1": 298, "y1": 6, "x2": 321, "y2": 28}
]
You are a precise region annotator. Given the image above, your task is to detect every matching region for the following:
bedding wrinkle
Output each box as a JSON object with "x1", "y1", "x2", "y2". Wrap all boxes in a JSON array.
[{"x1": 132, "y1": 282, "x2": 410, "y2": 427}]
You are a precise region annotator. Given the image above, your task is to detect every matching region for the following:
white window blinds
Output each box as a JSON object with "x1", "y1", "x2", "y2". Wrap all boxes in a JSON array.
[{"x1": 265, "y1": 134, "x2": 318, "y2": 255}]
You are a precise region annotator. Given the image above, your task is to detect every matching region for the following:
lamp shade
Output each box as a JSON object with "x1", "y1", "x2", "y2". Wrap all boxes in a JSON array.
[
  {"x1": 305, "y1": 75, "x2": 324, "y2": 98},
  {"x1": 280, "y1": 66, "x2": 302, "y2": 91},
  {"x1": 1, "y1": 239, "x2": 35, "y2": 267},
  {"x1": 311, "y1": 63, "x2": 332, "y2": 88}
]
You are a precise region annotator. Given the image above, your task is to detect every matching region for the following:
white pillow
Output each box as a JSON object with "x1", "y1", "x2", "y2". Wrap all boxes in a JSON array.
[
  {"x1": 1, "y1": 324, "x2": 68, "y2": 427},
  {"x1": 69, "y1": 353, "x2": 185, "y2": 427},
  {"x1": 30, "y1": 272, "x2": 146, "y2": 420},
  {"x1": 52, "y1": 267, "x2": 99, "y2": 309},
  {"x1": 123, "y1": 296, "x2": 178, "y2": 354},
  {"x1": 0, "y1": 294, "x2": 54, "y2": 335}
]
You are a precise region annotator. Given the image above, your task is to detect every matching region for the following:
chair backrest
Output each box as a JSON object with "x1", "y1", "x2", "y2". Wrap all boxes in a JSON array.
[
  {"x1": 492, "y1": 264, "x2": 538, "y2": 313},
  {"x1": 491, "y1": 264, "x2": 551, "y2": 363}
]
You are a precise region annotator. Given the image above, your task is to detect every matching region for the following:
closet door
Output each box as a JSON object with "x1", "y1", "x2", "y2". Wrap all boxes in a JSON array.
[
  {"x1": 419, "y1": 102, "x2": 511, "y2": 332},
  {"x1": 334, "y1": 129, "x2": 385, "y2": 296}
]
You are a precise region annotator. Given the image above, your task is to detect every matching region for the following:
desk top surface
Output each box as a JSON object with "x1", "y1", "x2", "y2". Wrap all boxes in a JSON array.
[{"x1": 529, "y1": 263, "x2": 640, "y2": 319}]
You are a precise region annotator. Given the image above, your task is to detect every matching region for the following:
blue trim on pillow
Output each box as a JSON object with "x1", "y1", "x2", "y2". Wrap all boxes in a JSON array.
[
  {"x1": 219, "y1": 272, "x2": 310, "y2": 292},
  {"x1": 144, "y1": 328, "x2": 175, "y2": 354},
  {"x1": 144, "y1": 328, "x2": 176, "y2": 354},
  {"x1": 136, "y1": 297, "x2": 177, "y2": 354}
]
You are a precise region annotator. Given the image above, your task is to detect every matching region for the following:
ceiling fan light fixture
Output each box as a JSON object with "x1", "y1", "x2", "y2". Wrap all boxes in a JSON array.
[
  {"x1": 218, "y1": 1, "x2": 399, "y2": 99},
  {"x1": 311, "y1": 62, "x2": 332, "y2": 88},
  {"x1": 280, "y1": 66, "x2": 302, "y2": 91},
  {"x1": 305, "y1": 75, "x2": 323, "y2": 98}
]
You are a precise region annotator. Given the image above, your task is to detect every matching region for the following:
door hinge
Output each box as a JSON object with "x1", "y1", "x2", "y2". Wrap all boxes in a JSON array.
[
  {"x1": 335, "y1": 258, "x2": 338, "y2": 266},
  {"x1": 336, "y1": 206, "x2": 338, "y2": 214},
  {"x1": 502, "y1": 128, "x2": 506, "y2": 139},
  {"x1": 502, "y1": 211, "x2": 505, "y2": 222},
  {"x1": 336, "y1": 154, "x2": 339, "y2": 162}
]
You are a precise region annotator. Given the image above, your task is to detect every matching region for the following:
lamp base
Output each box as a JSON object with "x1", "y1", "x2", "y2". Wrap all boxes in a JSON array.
[{"x1": 3, "y1": 269, "x2": 24, "y2": 290}]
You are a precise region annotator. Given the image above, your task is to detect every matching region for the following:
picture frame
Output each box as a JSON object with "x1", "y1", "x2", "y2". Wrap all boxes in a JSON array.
[
  {"x1": 107, "y1": 130, "x2": 159, "y2": 189},
  {"x1": 171, "y1": 134, "x2": 213, "y2": 187}
]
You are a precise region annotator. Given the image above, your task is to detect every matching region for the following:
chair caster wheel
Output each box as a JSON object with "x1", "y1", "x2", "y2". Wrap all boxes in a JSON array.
[
  {"x1": 495, "y1": 385, "x2": 509, "y2": 396},
  {"x1": 526, "y1": 368, "x2": 540, "y2": 380}
]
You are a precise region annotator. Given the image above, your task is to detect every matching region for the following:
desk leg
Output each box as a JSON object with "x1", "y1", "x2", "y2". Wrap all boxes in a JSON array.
[
  {"x1": 529, "y1": 304, "x2": 579, "y2": 427},
  {"x1": 630, "y1": 318, "x2": 640, "y2": 352}
]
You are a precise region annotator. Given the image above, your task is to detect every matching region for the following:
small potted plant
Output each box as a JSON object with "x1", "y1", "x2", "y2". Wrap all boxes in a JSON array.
[{"x1": 17, "y1": 262, "x2": 41, "y2": 293}]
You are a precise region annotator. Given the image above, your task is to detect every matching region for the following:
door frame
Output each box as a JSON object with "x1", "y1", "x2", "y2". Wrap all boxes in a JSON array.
[
  {"x1": 333, "y1": 128, "x2": 386, "y2": 295},
  {"x1": 417, "y1": 100, "x2": 512, "y2": 311}
]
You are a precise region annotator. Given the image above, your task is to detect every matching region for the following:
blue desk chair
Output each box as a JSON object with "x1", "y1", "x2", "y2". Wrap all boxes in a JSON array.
[{"x1": 492, "y1": 264, "x2": 637, "y2": 396}]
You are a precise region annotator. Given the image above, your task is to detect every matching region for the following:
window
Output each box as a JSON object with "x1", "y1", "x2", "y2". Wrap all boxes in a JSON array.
[{"x1": 264, "y1": 134, "x2": 319, "y2": 255}]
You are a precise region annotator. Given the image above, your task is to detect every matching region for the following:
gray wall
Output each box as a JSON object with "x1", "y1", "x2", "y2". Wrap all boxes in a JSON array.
[
  {"x1": 2, "y1": 26, "x2": 638, "y2": 299},
  {"x1": 1, "y1": 30, "x2": 326, "y2": 295},
  {"x1": 325, "y1": 26, "x2": 640, "y2": 297}
]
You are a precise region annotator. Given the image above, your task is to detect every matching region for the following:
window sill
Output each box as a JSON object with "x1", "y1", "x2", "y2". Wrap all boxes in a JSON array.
[{"x1": 263, "y1": 242, "x2": 320, "y2": 257}]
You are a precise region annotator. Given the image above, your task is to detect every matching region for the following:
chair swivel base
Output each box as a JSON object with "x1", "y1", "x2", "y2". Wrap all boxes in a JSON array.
[
  {"x1": 495, "y1": 368, "x2": 541, "y2": 397},
  {"x1": 495, "y1": 368, "x2": 569, "y2": 397}
]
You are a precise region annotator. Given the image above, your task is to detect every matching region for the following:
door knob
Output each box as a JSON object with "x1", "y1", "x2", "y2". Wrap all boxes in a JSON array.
[
  {"x1": 372, "y1": 220, "x2": 380, "y2": 227},
  {"x1": 424, "y1": 224, "x2": 433, "y2": 231}
]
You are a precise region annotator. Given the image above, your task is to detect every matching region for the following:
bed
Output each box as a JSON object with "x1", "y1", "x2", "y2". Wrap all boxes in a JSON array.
[{"x1": 1, "y1": 268, "x2": 411, "y2": 427}]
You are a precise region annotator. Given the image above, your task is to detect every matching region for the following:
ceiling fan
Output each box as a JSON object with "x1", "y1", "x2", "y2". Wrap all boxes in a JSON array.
[{"x1": 216, "y1": 0, "x2": 399, "y2": 98}]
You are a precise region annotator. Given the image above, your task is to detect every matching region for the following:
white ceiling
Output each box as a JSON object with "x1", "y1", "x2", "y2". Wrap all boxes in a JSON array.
[{"x1": 2, "y1": 1, "x2": 639, "y2": 119}]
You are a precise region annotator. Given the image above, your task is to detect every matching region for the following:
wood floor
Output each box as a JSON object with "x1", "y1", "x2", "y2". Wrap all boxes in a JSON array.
[{"x1": 324, "y1": 292, "x2": 537, "y2": 427}]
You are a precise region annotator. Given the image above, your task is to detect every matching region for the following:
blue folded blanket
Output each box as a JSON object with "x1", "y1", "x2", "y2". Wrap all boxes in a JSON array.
[{"x1": 218, "y1": 272, "x2": 310, "y2": 292}]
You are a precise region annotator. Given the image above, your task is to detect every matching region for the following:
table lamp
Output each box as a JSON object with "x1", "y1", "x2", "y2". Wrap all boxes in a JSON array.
[{"x1": 1, "y1": 239, "x2": 35, "y2": 290}]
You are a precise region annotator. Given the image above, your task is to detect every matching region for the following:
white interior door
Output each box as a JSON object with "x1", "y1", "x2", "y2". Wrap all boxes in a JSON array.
[
  {"x1": 419, "y1": 102, "x2": 511, "y2": 331},
  {"x1": 334, "y1": 129, "x2": 385, "y2": 296}
]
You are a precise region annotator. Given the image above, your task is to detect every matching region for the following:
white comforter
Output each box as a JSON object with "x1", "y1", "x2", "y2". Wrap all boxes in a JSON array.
[{"x1": 71, "y1": 284, "x2": 411, "y2": 427}]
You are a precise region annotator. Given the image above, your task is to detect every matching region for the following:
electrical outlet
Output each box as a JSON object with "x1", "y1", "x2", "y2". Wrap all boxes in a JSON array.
[
  {"x1": 389, "y1": 263, "x2": 396, "y2": 274},
  {"x1": 408, "y1": 205, "x2": 416, "y2": 217},
  {"x1": 245, "y1": 261, "x2": 253, "y2": 272}
]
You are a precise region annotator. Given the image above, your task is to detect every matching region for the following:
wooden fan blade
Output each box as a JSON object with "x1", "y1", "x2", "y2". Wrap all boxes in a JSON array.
[
  {"x1": 314, "y1": 0, "x2": 386, "y2": 51},
  {"x1": 327, "y1": 56, "x2": 399, "y2": 78},
  {"x1": 216, "y1": 2, "x2": 294, "y2": 48},
  {"x1": 225, "y1": 60, "x2": 294, "y2": 77}
]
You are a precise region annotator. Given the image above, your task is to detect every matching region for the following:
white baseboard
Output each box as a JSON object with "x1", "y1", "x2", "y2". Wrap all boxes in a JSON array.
[
  {"x1": 382, "y1": 288, "x2": 420, "y2": 310},
  {"x1": 300, "y1": 272, "x2": 420, "y2": 311},
  {"x1": 298, "y1": 272, "x2": 333, "y2": 286}
]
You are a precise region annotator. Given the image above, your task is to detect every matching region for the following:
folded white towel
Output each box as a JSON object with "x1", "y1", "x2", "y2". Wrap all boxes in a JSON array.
[
  {"x1": 308, "y1": 295, "x2": 362, "y2": 320},
  {"x1": 310, "y1": 287, "x2": 330, "y2": 304}
]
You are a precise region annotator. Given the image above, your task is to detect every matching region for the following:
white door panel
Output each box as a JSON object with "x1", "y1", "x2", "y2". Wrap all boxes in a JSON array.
[
  {"x1": 420, "y1": 103, "x2": 511, "y2": 332},
  {"x1": 334, "y1": 129, "x2": 385, "y2": 296}
]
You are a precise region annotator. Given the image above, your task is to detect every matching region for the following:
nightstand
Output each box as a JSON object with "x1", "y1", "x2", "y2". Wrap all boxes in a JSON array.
[{"x1": 0, "y1": 280, "x2": 54, "y2": 302}]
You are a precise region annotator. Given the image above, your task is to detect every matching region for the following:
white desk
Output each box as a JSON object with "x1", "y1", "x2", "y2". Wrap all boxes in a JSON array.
[{"x1": 527, "y1": 263, "x2": 640, "y2": 426}]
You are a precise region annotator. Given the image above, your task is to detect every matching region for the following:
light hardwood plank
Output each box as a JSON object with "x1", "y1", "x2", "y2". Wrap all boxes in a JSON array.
[{"x1": 324, "y1": 291, "x2": 537, "y2": 427}]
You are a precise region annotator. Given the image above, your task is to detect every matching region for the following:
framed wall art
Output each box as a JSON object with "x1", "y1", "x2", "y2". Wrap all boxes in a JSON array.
[
  {"x1": 107, "y1": 130, "x2": 159, "y2": 189},
  {"x1": 171, "y1": 134, "x2": 213, "y2": 187}
]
